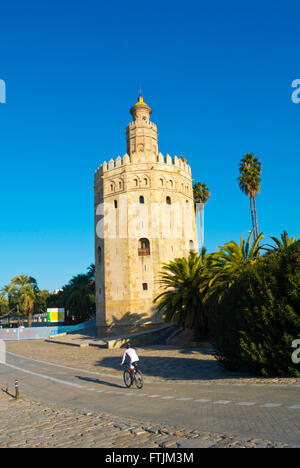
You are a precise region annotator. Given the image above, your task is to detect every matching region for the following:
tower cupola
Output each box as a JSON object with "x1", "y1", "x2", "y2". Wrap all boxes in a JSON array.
[
  {"x1": 130, "y1": 92, "x2": 152, "y2": 122},
  {"x1": 126, "y1": 93, "x2": 158, "y2": 156}
]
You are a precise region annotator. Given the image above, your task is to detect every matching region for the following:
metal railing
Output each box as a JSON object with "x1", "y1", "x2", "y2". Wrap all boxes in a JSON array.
[{"x1": 138, "y1": 248, "x2": 150, "y2": 256}]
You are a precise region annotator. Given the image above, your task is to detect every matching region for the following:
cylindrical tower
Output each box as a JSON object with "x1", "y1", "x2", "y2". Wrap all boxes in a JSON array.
[{"x1": 94, "y1": 94, "x2": 198, "y2": 334}]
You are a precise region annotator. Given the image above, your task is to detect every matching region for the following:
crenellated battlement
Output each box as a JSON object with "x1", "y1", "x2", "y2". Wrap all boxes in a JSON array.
[
  {"x1": 94, "y1": 152, "x2": 192, "y2": 177},
  {"x1": 127, "y1": 120, "x2": 157, "y2": 131}
]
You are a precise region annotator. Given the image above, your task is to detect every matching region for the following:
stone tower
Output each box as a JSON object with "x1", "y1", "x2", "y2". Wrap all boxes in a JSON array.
[{"x1": 94, "y1": 94, "x2": 198, "y2": 334}]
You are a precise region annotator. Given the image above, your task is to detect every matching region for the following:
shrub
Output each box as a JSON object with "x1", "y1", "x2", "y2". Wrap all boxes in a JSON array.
[{"x1": 209, "y1": 241, "x2": 300, "y2": 377}]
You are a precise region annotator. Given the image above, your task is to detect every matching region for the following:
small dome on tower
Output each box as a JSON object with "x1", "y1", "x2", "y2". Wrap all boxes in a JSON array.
[{"x1": 130, "y1": 92, "x2": 152, "y2": 121}]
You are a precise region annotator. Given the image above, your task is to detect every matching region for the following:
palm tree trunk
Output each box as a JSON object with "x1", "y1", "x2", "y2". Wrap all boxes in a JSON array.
[
  {"x1": 253, "y1": 196, "x2": 259, "y2": 239},
  {"x1": 28, "y1": 310, "x2": 32, "y2": 328},
  {"x1": 249, "y1": 196, "x2": 256, "y2": 240}
]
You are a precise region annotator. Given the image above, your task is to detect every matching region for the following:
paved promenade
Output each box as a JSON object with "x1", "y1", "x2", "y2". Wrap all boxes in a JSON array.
[
  {"x1": 5, "y1": 338, "x2": 300, "y2": 384},
  {"x1": 0, "y1": 339, "x2": 299, "y2": 448}
]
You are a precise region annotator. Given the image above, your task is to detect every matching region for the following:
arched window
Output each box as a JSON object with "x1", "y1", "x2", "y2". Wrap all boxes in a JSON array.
[
  {"x1": 133, "y1": 178, "x2": 138, "y2": 187},
  {"x1": 189, "y1": 240, "x2": 195, "y2": 251},
  {"x1": 138, "y1": 238, "x2": 150, "y2": 256},
  {"x1": 114, "y1": 200, "x2": 117, "y2": 208},
  {"x1": 144, "y1": 178, "x2": 148, "y2": 186},
  {"x1": 97, "y1": 246, "x2": 102, "y2": 263},
  {"x1": 159, "y1": 178, "x2": 164, "y2": 187},
  {"x1": 110, "y1": 184, "x2": 114, "y2": 192},
  {"x1": 169, "y1": 180, "x2": 173, "y2": 188},
  {"x1": 139, "y1": 195, "x2": 145, "y2": 204},
  {"x1": 166, "y1": 196, "x2": 171, "y2": 205}
]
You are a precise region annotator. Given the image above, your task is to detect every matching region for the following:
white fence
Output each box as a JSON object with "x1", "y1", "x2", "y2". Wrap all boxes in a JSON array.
[
  {"x1": 0, "y1": 340, "x2": 5, "y2": 364},
  {"x1": 0, "y1": 318, "x2": 96, "y2": 341}
]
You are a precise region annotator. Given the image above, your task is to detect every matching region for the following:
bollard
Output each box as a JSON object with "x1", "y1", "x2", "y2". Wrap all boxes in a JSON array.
[{"x1": 15, "y1": 380, "x2": 19, "y2": 400}]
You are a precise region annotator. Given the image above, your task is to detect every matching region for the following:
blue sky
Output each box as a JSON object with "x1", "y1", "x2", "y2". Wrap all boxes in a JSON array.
[{"x1": 0, "y1": 0, "x2": 299, "y2": 291}]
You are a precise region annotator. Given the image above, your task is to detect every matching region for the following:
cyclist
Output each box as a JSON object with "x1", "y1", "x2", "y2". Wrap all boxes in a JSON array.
[{"x1": 121, "y1": 342, "x2": 139, "y2": 376}]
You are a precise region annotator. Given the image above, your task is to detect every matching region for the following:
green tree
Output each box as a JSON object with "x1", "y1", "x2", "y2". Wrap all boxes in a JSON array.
[
  {"x1": 193, "y1": 181, "x2": 211, "y2": 249},
  {"x1": 154, "y1": 251, "x2": 210, "y2": 337},
  {"x1": 86, "y1": 263, "x2": 95, "y2": 281},
  {"x1": 65, "y1": 273, "x2": 95, "y2": 322},
  {"x1": 1, "y1": 274, "x2": 39, "y2": 322},
  {"x1": 47, "y1": 265, "x2": 96, "y2": 323},
  {"x1": 1, "y1": 283, "x2": 18, "y2": 314},
  {"x1": 20, "y1": 284, "x2": 39, "y2": 327},
  {"x1": 193, "y1": 181, "x2": 211, "y2": 206},
  {"x1": 264, "y1": 230, "x2": 300, "y2": 253},
  {"x1": 0, "y1": 294, "x2": 9, "y2": 315},
  {"x1": 238, "y1": 153, "x2": 262, "y2": 240},
  {"x1": 207, "y1": 230, "x2": 264, "y2": 304},
  {"x1": 37, "y1": 290, "x2": 51, "y2": 314},
  {"x1": 209, "y1": 241, "x2": 300, "y2": 376}
]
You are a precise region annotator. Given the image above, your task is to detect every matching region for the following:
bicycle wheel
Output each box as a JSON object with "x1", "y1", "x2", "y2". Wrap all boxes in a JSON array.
[
  {"x1": 134, "y1": 370, "x2": 143, "y2": 389},
  {"x1": 123, "y1": 370, "x2": 132, "y2": 388}
]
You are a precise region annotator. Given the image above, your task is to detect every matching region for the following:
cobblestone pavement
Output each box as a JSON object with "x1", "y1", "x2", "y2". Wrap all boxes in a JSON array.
[{"x1": 0, "y1": 388, "x2": 290, "y2": 448}]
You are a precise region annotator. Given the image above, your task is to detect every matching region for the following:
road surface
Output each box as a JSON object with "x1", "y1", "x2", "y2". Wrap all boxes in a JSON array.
[{"x1": 1, "y1": 346, "x2": 300, "y2": 446}]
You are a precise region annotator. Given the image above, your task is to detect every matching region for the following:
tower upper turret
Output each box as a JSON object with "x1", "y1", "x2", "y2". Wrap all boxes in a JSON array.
[
  {"x1": 130, "y1": 92, "x2": 152, "y2": 122},
  {"x1": 126, "y1": 93, "x2": 158, "y2": 157}
]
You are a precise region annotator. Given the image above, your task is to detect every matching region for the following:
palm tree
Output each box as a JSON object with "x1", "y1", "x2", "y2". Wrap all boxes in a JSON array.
[
  {"x1": 20, "y1": 284, "x2": 38, "y2": 327},
  {"x1": 0, "y1": 294, "x2": 9, "y2": 316},
  {"x1": 193, "y1": 181, "x2": 211, "y2": 250},
  {"x1": 1, "y1": 283, "x2": 18, "y2": 313},
  {"x1": 193, "y1": 181, "x2": 211, "y2": 205},
  {"x1": 87, "y1": 263, "x2": 95, "y2": 281},
  {"x1": 264, "y1": 230, "x2": 300, "y2": 253},
  {"x1": 10, "y1": 274, "x2": 38, "y2": 289},
  {"x1": 154, "y1": 251, "x2": 210, "y2": 335},
  {"x1": 207, "y1": 230, "x2": 264, "y2": 304},
  {"x1": 238, "y1": 153, "x2": 261, "y2": 240},
  {"x1": 1, "y1": 275, "x2": 39, "y2": 324}
]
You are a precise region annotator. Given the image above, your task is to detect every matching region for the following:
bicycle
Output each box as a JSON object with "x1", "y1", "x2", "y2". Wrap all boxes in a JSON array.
[{"x1": 123, "y1": 363, "x2": 143, "y2": 389}]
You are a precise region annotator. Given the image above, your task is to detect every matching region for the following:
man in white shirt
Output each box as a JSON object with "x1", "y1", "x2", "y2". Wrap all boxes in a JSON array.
[{"x1": 121, "y1": 342, "x2": 139, "y2": 372}]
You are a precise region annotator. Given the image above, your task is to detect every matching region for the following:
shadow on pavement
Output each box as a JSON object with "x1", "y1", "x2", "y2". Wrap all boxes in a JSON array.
[
  {"x1": 76, "y1": 376, "x2": 124, "y2": 389},
  {"x1": 94, "y1": 355, "x2": 248, "y2": 381}
]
